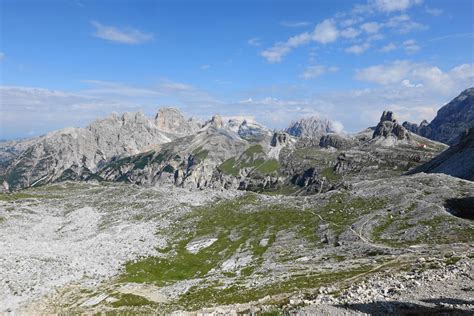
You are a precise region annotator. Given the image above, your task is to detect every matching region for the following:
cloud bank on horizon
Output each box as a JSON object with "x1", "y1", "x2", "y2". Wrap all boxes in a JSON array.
[{"x1": 0, "y1": 0, "x2": 473, "y2": 139}]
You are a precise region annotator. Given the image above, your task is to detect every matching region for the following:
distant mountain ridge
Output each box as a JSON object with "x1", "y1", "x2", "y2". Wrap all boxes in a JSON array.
[
  {"x1": 285, "y1": 116, "x2": 342, "y2": 139},
  {"x1": 403, "y1": 87, "x2": 474, "y2": 145},
  {"x1": 0, "y1": 98, "x2": 458, "y2": 192}
]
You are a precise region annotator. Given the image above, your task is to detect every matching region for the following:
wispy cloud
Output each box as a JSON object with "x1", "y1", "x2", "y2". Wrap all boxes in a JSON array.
[
  {"x1": 379, "y1": 42, "x2": 397, "y2": 52},
  {"x1": 355, "y1": 61, "x2": 474, "y2": 94},
  {"x1": 0, "y1": 52, "x2": 5, "y2": 61},
  {"x1": 300, "y1": 65, "x2": 338, "y2": 79},
  {"x1": 260, "y1": 19, "x2": 338, "y2": 63},
  {"x1": 280, "y1": 21, "x2": 310, "y2": 28},
  {"x1": 247, "y1": 37, "x2": 262, "y2": 46},
  {"x1": 370, "y1": 0, "x2": 423, "y2": 13},
  {"x1": 200, "y1": 64, "x2": 210, "y2": 70},
  {"x1": 385, "y1": 14, "x2": 427, "y2": 33},
  {"x1": 260, "y1": 0, "x2": 427, "y2": 62},
  {"x1": 425, "y1": 6, "x2": 443, "y2": 16},
  {"x1": 402, "y1": 39, "x2": 420, "y2": 53},
  {"x1": 90, "y1": 21, "x2": 153, "y2": 44},
  {"x1": 360, "y1": 22, "x2": 382, "y2": 34},
  {"x1": 427, "y1": 33, "x2": 474, "y2": 43}
]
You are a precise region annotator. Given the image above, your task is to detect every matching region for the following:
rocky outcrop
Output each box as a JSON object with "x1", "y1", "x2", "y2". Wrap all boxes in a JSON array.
[
  {"x1": 411, "y1": 88, "x2": 474, "y2": 145},
  {"x1": 154, "y1": 107, "x2": 202, "y2": 136},
  {"x1": 402, "y1": 120, "x2": 430, "y2": 136},
  {"x1": 408, "y1": 128, "x2": 474, "y2": 181},
  {"x1": 372, "y1": 111, "x2": 410, "y2": 140},
  {"x1": 206, "y1": 115, "x2": 224, "y2": 129},
  {"x1": 271, "y1": 132, "x2": 290, "y2": 147},
  {"x1": 319, "y1": 134, "x2": 357, "y2": 150},
  {"x1": 237, "y1": 120, "x2": 272, "y2": 141},
  {"x1": 285, "y1": 116, "x2": 341, "y2": 139},
  {"x1": 1, "y1": 109, "x2": 196, "y2": 190}
]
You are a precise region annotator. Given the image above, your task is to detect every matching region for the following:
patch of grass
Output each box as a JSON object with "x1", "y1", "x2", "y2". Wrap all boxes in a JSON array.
[
  {"x1": 192, "y1": 147, "x2": 209, "y2": 161},
  {"x1": 119, "y1": 194, "x2": 321, "y2": 286},
  {"x1": 0, "y1": 192, "x2": 46, "y2": 201},
  {"x1": 320, "y1": 167, "x2": 342, "y2": 182},
  {"x1": 244, "y1": 145, "x2": 264, "y2": 156},
  {"x1": 178, "y1": 266, "x2": 372, "y2": 309},
  {"x1": 318, "y1": 192, "x2": 388, "y2": 236},
  {"x1": 255, "y1": 159, "x2": 280, "y2": 175},
  {"x1": 111, "y1": 293, "x2": 155, "y2": 307},
  {"x1": 218, "y1": 157, "x2": 239, "y2": 176},
  {"x1": 444, "y1": 256, "x2": 462, "y2": 266},
  {"x1": 218, "y1": 145, "x2": 268, "y2": 177}
]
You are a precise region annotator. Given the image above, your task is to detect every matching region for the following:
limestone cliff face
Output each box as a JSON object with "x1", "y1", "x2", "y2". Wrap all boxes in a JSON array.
[
  {"x1": 408, "y1": 128, "x2": 474, "y2": 181},
  {"x1": 154, "y1": 107, "x2": 202, "y2": 136},
  {"x1": 2, "y1": 108, "x2": 197, "y2": 190},
  {"x1": 285, "y1": 116, "x2": 341, "y2": 139},
  {"x1": 403, "y1": 88, "x2": 474, "y2": 145},
  {"x1": 0, "y1": 105, "x2": 456, "y2": 193}
]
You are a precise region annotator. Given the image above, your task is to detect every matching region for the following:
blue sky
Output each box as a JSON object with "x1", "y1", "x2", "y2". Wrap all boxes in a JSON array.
[{"x1": 1, "y1": 0, "x2": 473, "y2": 139}]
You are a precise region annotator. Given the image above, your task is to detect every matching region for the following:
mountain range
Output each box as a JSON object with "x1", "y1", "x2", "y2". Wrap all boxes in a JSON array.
[{"x1": 1, "y1": 87, "x2": 473, "y2": 193}]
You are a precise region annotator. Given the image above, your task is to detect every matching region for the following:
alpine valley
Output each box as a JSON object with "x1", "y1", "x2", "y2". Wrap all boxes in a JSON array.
[{"x1": 0, "y1": 88, "x2": 473, "y2": 314}]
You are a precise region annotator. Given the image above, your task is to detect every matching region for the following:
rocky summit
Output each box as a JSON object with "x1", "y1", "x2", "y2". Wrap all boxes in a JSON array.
[
  {"x1": 0, "y1": 90, "x2": 473, "y2": 314},
  {"x1": 285, "y1": 116, "x2": 342, "y2": 139},
  {"x1": 404, "y1": 87, "x2": 474, "y2": 145}
]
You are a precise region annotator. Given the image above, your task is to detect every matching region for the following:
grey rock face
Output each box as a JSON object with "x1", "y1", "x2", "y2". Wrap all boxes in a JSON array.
[
  {"x1": 237, "y1": 120, "x2": 272, "y2": 141},
  {"x1": 2, "y1": 109, "x2": 195, "y2": 190},
  {"x1": 271, "y1": 132, "x2": 290, "y2": 147},
  {"x1": 88, "y1": 112, "x2": 172, "y2": 160},
  {"x1": 154, "y1": 107, "x2": 202, "y2": 136},
  {"x1": 408, "y1": 127, "x2": 474, "y2": 181},
  {"x1": 96, "y1": 125, "x2": 250, "y2": 190},
  {"x1": 402, "y1": 120, "x2": 430, "y2": 135},
  {"x1": 205, "y1": 115, "x2": 224, "y2": 129},
  {"x1": 372, "y1": 111, "x2": 410, "y2": 141},
  {"x1": 413, "y1": 87, "x2": 474, "y2": 145},
  {"x1": 285, "y1": 116, "x2": 341, "y2": 139},
  {"x1": 319, "y1": 134, "x2": 357, "y2": 150}
]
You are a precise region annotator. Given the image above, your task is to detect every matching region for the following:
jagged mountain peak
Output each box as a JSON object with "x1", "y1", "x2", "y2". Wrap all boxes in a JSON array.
[
  {"x1": 406, "y1": 87, "x2": 474, "y2": 145},
  {"x1": 155, "y1": 107, "x2": 203, "y2": 136},
  {"x1": 372, "y1": 110, "x2": 409, "y2": 141},
  {"x1": 285, "y1": 116, "x2": 342, "y2": 139}
]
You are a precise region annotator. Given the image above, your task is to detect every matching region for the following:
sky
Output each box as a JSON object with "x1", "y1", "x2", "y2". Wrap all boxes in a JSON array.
[{"x1": 0, "y1": 0, "x2": 473, "y2": 139}]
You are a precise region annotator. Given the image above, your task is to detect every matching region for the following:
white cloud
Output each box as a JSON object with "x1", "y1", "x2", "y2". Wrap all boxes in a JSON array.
[
  {"x1": 355, "y1": 60, "x2": 415, "y2": 84},
  {"x1": 361, "y1": 22, "x2": 382, "y2": 34},
  {"x1": 260, "y1": 19, "x2": 337, "y2": 63},
  {"x1": 247, "y1": 37, "x2": 262, "y2": 46},
  {"x1": 425, "y1": 7, "x2": 443, "y2": 16},
  {"x1": 260, "y1": 43, "x2": 292, "y2": 63},
  {"x1": 0, "y1": 52, "x2": 4, "y2": 61},
  {"x1": 340, "y1": 27, "x2": 361, "y2": 39},
  {"x1": 91, "y1": 21, "x2": 153, "y2": 44},
  {"x1": 379, "y1": 42, "x2": 397, "y2": 52},
  {"x1": 260, "y1": 32, "x2": 311, "y2": 63},
  {"x1": 200, "y1": 64, "x2": 210, "y2": 70},
  {"x1": 355, "y1": 61, "x2": 474, "y2": 94},
  {"x1": 280, "y1": 21, "x2": 310, "y2": 28},
  {"x1": 403, "y1": 39, "x2": 420, "y2": 53},
  {"x1": 385, "y1": 14, "x2": 427, "y2": 33},
  {"x1": 346, "y1": 42, "x2": 371, "y2": 54},
  {"x1": 371, "y1": 0, "x2": 423, "y2": 13},
  {"x1": 300, "y1": 65, "x2": 338, "y2": 79},
  {"x1": 402, "y1": 79, "x2": 423, "y2": 88},
  {"x1": 312, "y1": 19, "x2": 339, "y2": 44}
]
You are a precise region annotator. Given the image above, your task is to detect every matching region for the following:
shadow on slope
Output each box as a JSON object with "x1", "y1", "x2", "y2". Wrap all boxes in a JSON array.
[
  {"x1": 445, "y1": 197, "x2": 474, "y2": 220},
  {"x1": 338, "y1": 299, "x2": 473, "y2": 315}
]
